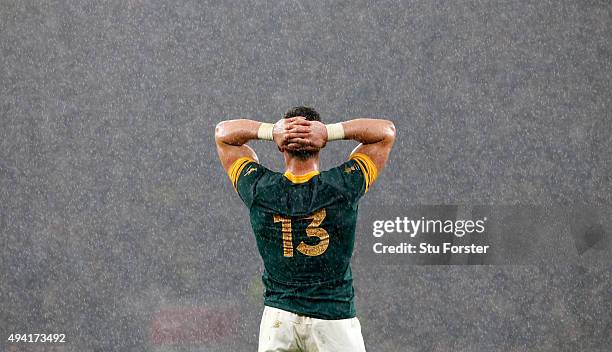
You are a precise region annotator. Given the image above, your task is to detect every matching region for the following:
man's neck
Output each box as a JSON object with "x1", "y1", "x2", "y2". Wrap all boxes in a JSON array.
[{"x1": 284, "y1": 156, "x2": 320, "y2": 175}]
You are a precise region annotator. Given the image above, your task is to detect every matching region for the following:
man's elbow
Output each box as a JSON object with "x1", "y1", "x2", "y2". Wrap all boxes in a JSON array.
[
  {"x1": 215, "y1": 121, "x2": 229, "y2": 143},
  {"x1": 383, "y1": 120, "x2": 396, "y2": 142}
]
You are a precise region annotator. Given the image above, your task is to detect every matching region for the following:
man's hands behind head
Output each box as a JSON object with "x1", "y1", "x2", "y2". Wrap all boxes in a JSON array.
[{"x1": 273, "y1": 116, "x2": 327, "y2": 153}]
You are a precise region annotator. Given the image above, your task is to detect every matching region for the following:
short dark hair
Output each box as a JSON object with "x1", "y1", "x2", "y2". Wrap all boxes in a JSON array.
[
  {"x1": 284, "y1": 106, "x2": 321, "y2": 122},
  {"x1": 283, "y1": 106, "x2": 321, "y2": 160}
]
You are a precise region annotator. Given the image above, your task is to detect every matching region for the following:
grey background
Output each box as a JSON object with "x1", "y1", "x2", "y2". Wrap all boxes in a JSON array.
[{"x1": 1, "y1": 0, "x2": 611, "y2": 351}]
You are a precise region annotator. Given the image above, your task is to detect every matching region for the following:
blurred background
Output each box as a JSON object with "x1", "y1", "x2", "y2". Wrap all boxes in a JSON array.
[{"x1": 1, "y1": 1, "x2": 610, "y2": 351}]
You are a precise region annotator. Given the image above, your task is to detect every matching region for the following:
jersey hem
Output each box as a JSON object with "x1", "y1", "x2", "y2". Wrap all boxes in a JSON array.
[{"x1": 263, "y1": 302, "x2": 356, "y2": 320}]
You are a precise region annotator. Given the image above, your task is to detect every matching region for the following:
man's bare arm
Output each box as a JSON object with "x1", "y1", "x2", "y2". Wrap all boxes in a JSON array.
[
  {"x1": 285, "y1": 118, "x2": 396, "y2": 173},
  {"x1": 215, "y1": 119, "x2": 261, "y2": 172},
  {"x1": 342, "y1": 118, "x2": 396, "y2": 173},
  {"x1": 215, "y1": 117, "x2": 314, "y2": 172}
]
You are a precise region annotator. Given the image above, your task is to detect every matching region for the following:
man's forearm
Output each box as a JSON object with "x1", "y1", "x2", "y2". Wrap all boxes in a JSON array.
[
  {"x1": 341, "y1": 118, "x2": 396, "y2": 145},
  {"x1": 215, "y1": 119, "x2": 263, "y2": 146}
]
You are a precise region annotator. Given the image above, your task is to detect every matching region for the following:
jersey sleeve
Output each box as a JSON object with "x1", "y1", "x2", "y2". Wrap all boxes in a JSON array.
[
  {"x1": 322, "y1": 152, "x2": 379, "y2": 204},
  {"x1": 227, "y1": 157, "x2": 268, "y2": 208}
]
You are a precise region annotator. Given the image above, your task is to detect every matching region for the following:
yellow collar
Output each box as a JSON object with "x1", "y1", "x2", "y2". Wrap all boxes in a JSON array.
[{"x1": 283, "y1": 170, "x2": 320, "y2": 184}]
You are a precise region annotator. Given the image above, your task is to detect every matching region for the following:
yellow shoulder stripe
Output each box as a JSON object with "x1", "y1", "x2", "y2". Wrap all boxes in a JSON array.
[
  {"x1": 349, "y1": 153, "x2": 378, "y2": 193},
  {"x1": 228, "y1": 157, "x2": 255, "y2": 189}
]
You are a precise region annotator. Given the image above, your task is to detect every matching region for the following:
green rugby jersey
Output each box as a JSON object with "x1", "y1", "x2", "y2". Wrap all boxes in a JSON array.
[{"x1": 227, "y1": 153, "x2": 377, "y2": 320}]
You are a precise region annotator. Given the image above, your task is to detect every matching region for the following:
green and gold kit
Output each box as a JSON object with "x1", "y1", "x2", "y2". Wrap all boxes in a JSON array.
[{"x1": 227, "y1": 153, "x2": 377, "y2": 320}]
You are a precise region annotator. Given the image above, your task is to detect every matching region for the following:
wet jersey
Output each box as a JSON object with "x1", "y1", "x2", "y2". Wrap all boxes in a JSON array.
[{"x1": 227, "y1": 153, "x2": 377, "y2": 319}]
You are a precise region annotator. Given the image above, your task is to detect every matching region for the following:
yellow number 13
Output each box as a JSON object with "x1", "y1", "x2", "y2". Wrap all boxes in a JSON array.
[{"x1": 273, "y1": 209, "x2": 329, "y2": 257}]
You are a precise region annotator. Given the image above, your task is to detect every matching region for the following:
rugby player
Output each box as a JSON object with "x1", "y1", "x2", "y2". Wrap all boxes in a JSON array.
[{"x1": 215, "y1": 106, "x2": 395, "y2": 352}]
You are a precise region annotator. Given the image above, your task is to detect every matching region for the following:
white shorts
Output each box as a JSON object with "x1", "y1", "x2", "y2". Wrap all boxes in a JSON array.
[{"x1": 258, "y1": 306, "x2": 366, "y2": 352}]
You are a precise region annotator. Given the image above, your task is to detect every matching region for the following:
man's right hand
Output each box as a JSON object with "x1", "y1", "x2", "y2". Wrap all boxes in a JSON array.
[
  {"x1": 284, "y1": 119, "x2": 328, "y2": 152},
  {"x1": 273, "y1": 117, "x2": 305, "y2": 152},
  {"x1": 274, "y1": 117, "x2": 328, "y2": 153}
]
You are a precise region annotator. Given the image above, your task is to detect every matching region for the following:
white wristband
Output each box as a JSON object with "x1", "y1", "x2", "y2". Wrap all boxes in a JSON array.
[
  {"x1": 325, "y1": 123, "x2": 345, "y2": 141},
  {"x1": 257, "y1": 122, "x2": 274, "y2": 140}
]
